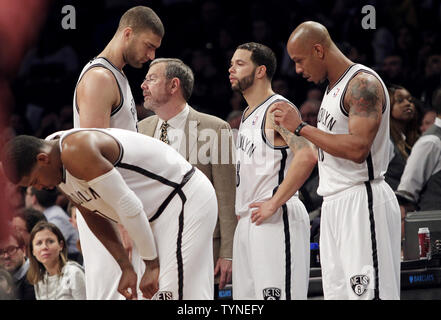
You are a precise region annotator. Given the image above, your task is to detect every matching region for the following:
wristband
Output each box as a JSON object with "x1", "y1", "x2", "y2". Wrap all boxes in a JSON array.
[{"x1": 294, "y1": 122, "x2": 308, "y2": 136}]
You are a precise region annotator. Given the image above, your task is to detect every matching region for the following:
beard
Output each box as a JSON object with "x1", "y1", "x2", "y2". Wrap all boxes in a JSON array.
[
  {"x1": 143, "y1": 90, "x2": 172, "y2": 112},
  {"x1": 232, "y1": 68, "x2": 256, "y2": 93}
]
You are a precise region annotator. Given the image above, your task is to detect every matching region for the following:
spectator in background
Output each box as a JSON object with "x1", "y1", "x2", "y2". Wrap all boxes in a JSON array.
[
  {"x1": 25, "y1": 187, "x2": 80, "y2": 262},
  {"x1": 420, "y1": 109, "x2": 437, "y2": 133},
  {"x1": 0, "y1": 230, "x2": 35, "y2": 300},
  {"x1": 28, "y1": 222, "x2": 86, "y2": 300},
  {"x1": 0, "y1": 267, "x2": 15, "y2": 300},
  {"x1": 12, "y1": 207, "x2": 47, "y2": 250},
  {"x1": 385, "y1": 84, "x2": 420, "y2": 191},
  {"x1": 396, "y1": 87, "x2": 441, "y2": 231}
]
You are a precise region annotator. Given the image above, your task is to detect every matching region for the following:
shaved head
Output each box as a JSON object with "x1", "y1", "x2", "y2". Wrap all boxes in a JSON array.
[{"x1": 288, "y1": 21, "x2": 331, "y2": 50}]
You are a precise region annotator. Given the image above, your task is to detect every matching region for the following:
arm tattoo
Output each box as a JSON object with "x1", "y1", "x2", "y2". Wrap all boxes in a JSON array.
[
  {"x1": 346, "y1": 73, "x2": 382, "y2": 119},
  {"x1": 269, "y1": 112, "x2": 310, "y2": 152}
]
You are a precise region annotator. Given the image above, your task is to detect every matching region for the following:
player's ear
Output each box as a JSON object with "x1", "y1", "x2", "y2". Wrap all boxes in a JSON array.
[
  {"x1": 36, "y1": 153, "x2": 50, "y2": 164},
  {"x1": 122, "y1": 27, "x2": 133, "y2": 40},
  {"x1": 256, "y1": 65, "x2": 267, "y2": 79},
  {"x1": 313, "y1": 44, "x2": 324, "y2": 59}
]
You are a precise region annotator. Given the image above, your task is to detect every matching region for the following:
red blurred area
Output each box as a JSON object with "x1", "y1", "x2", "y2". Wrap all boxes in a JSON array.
[{"x1": 0, "y1": 0, "x2": 51, "y2": 241}]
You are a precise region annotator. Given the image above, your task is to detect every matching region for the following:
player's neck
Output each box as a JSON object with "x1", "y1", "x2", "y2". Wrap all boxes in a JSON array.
[
  {"x1": 327, "y1": 47, "x2": 354, "y2": 89},
  {"x1": 98, "y1": 39, "x2": 125, "y2": 71},
  {"x1": 243, "y1": 84, "x2": 274, "y2": 113}
]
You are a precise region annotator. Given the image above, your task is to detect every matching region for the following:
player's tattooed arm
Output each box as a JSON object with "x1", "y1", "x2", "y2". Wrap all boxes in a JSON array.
[
  {"x1": 345, "y1": 72, "x2": 383, "y2": 120},
  {"x1": 269, "y1": 111, "x2": 312, "y2": 153}
]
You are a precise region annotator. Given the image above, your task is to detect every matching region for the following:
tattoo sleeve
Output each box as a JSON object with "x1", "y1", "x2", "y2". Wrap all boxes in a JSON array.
[
  {"x1": 269, "y1": 112, "x2": 311, "y2": 152},
  {"x1": 346, "y1": 73, "x2": 383, "y2": 119}
]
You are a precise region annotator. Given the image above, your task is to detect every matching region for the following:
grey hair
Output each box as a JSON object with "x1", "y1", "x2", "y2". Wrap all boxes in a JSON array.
[{"x1": 150, "y1": 58, "x2": 194, "y2": 101}]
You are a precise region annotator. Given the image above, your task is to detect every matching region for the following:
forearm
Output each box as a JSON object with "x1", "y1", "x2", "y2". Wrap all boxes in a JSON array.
[
  {"x1": 300, "y1": 125, "x2": 371, "y2": 163},
  {"x1": 271, "y1": 147, "x2": 317, "y2": 208},
  {"x1": 78, "y1": 206, "x2": 133, "y2": 271}
]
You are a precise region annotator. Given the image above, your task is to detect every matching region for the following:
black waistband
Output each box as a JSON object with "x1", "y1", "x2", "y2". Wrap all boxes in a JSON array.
[{"x1": 149, "y1": 167, "x2": 195, "y2": 222}]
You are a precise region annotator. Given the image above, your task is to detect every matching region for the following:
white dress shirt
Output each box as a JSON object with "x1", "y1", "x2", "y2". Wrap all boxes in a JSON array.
[{"x1": 154, "y1": 104, "x2": 190, "y2": 153}]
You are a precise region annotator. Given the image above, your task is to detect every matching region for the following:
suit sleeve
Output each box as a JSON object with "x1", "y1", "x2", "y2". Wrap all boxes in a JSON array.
[{"x1": 211, "y1": 121, "x2": 237, "y2": 259}]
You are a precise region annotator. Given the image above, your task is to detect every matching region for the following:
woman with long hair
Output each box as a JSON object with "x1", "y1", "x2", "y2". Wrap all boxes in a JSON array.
[
  {"x1": 385, "y1": 84, "x2": 421, "y2": 190},
  {"x1": 27, "y1": 221, "x2": 85, "y2": 300}
]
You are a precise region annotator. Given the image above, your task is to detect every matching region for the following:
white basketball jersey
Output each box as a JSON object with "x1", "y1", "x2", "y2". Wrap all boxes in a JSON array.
[
  {"x1": 235, "y1": 94, "x2": 297, "y2": 217},
  {"x1": 48, "y1": 128, "x2": 192, "y2": 221},
  {"x1": 316, "y1": 64, "x2": 390, "y2": 197},
  {"x1": 73, "y1": 57, "x2": 138, "y2": 132}
]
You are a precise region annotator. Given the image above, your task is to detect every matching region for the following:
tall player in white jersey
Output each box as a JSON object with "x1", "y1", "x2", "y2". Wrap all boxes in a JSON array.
[
  {"x1": 73, "y1": 6, "x2": 164, "y2": 299},
  {"x1": 1, "y1": 129, "x2": 218, "y2": 300},
  {"x1": 229, "y1": 42, "x2": 317, "y2": 300},
  {"x1": 271, "y1": 22, "x2": 401, "y2": 299}
]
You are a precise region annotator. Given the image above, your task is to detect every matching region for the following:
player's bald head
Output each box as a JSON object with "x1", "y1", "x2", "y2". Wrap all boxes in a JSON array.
[{"x1": 287, "y1": 21, "x2": 332, "y2": 54}]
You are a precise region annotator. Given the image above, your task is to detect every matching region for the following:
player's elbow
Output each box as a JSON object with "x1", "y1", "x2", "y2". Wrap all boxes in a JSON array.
[{"x1": 350, "y1": 146, "x2": 371, "y2": 164}]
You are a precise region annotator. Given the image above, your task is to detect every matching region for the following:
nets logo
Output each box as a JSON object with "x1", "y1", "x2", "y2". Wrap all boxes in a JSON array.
[
  {"x1": 156, "y1": 291, "x2": 173, "y2": 300},
  {"x1": 263, "y1": 287, "x2": 281, "y2": 300},
  {"x1": 350, "y1": 275, "x2": 370, "y2": 296}
]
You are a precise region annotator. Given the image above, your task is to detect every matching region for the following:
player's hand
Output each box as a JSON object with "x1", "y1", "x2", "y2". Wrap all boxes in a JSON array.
[
  {"x1": 249, "y1": 200, "x2": 279, "y2": 225},
  {"x1": 118, "y1": 265, "x2": 138, "y2": 300},
  {"x1": 269, "y1": 102, "x2": 301, "y2": 133},
  {"x1": 140, "y1": 258, "x2": 160, "y2": 299},
  {"x1": 214, "y1": 258, "x2": 232, "y2": 289}
]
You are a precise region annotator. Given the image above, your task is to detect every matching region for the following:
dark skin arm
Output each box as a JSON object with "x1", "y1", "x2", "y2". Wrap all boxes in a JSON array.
[{"x1": 270, "y1": 72, "x2": 384, "y2": 163}]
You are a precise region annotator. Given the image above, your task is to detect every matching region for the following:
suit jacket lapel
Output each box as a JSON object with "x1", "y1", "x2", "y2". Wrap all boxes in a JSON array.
[
  {"x1": 184, "y1": 106, "x2": 200, "y2": 161},
  {"x1": 144, "y1": 116, "x2": 159, "y2": 137}
]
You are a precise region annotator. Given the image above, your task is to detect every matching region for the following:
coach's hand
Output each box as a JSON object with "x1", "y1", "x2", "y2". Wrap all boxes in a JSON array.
[
  {"x1": 214, "y1": 258, "x2": 232, "y2": 290},
  {"x1": 118, "y1": 265, "x2": 138, "y2": 300},
  {"x1": 249, "y1": 200, "x2": 278, "y2": 225},
  {"x1": 269, "y1": 101, "x2": 301, "y2": 133},
  {"x1": 140, "y1": 258, "x2": 160, "y2": 299}
]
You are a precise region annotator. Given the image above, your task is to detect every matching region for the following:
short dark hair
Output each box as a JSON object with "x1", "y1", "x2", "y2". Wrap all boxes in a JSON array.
[
  {"x1": 15, "y1": 207, "x2": 47, "y2": 232},
  {"x1": 118, "y1": 6, "x2": 164, "y2": 37},
  {"x1": 237, "y1": 42, "x2": 277, "y2": 81},
  {"x1": 1, "y1": 135, "x2": 44, "y2": 184},
  {"x1": 30, "y1": 188, "x2": 58, "y2": 208},
  {"x1": 150, "y1": 58, "x2": 194, "y2": 101}
]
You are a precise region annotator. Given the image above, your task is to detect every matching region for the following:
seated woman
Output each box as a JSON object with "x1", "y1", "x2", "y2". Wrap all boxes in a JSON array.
[
  {"x1": 385, "y1": 84, "x2": 420, "y2": 190},
  {"x1": 27, "y1": 222, "x2": 86, "y2": 300}
]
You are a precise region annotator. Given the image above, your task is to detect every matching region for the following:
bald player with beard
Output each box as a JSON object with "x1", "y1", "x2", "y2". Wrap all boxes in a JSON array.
[{"x1": 270, "y1": 22, "x2": 401, "y2": 300}]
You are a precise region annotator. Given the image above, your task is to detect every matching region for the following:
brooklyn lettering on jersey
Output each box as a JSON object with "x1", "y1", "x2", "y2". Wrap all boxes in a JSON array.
[
  {"x1": 236, "y1": 133, "x2": 257, "y2": 158},
  {"x1": 68, "y1": 187, "x2": 100, "y2": 205},
  {"x1": 317, "y1": 108, "x2": 337, "y2": 131}
]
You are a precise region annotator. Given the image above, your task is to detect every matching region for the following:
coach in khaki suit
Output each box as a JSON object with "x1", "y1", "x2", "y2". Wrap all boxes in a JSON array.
[{"x1": 138, "y1": 58, "x2": 237, "y2": 292}]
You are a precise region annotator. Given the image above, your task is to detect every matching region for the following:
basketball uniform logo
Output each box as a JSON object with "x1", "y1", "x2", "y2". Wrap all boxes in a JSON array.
[
  {"x1": 156, "y1": 291, "x2": 173, "y2": 300},
  {"x1": 262, "y1": 287, "x2": 281, "y2": 300},
  {"x1": 350, "y1": 275, "x2": 370, "y2": 296}
]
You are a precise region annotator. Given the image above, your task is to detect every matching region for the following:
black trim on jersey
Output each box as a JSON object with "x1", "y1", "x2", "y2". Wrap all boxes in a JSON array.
[
  {"x1": 74, "y1": 62, "x2": 124, "y2": 118},
  {"x1": 366, "y1": 153, "x2": 374, "y2": 181},
  {"x1": 339, "y1": 69, "x2": 388, "y2": 118},
  {"x1": 364, "y1": 181, "x2": 380, "y2": 300},
  {"x1": 272, "y1": 149, "x2": 292, "y2": 300},
  {"x1": 241, "y1": 94, "x2": 276, "y2": 123},
  {"x1": 97, "y1": 56, "x2": 127, "y2": 79},
  {"x1": 261, "y1": 99, "x2": 296, "y2": 150},
  {"x1": 326, "y1": 64, "x2": 358, "y2": 95}
]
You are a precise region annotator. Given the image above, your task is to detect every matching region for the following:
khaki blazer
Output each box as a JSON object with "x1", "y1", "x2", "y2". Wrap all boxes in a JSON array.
[{"x1": 138, "y1": 106, "x2": 237, "y2": 268}]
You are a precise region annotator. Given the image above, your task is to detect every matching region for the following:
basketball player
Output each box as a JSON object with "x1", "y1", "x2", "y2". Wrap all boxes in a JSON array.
[
  {"x1": 1, "y1": 128, "x2": 218, "y2": 300},
  {"x1": 229, "y1": 42, "x2": 317, "y2": 300},
  {"x1": 73, "y1": 6, "x2": 164, "y2": 299},
  {"x1": 270, "y1": 22, "x2": 401, "y2": 299}
]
